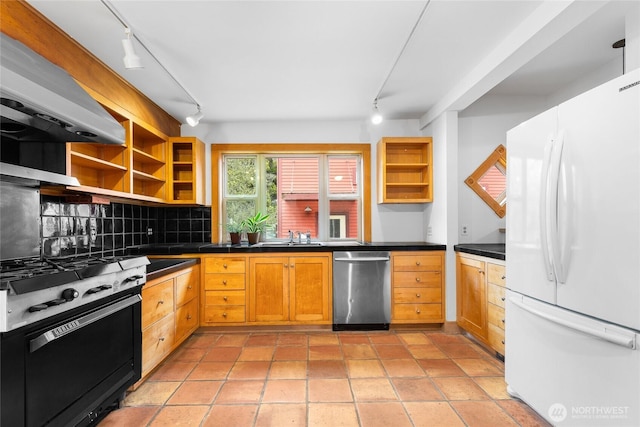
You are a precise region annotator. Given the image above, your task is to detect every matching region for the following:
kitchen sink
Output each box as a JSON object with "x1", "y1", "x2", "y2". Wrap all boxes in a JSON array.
[{"x1": 253, "y1": 241, "x2": 325, "y2": 247}]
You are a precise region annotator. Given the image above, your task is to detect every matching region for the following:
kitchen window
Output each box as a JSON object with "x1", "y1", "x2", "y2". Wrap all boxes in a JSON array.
[{"x1": 212, "y1": 144, "x2": 372, "y2": 243}]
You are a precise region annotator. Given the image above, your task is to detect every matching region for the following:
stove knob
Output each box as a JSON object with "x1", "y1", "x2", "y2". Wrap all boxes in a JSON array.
[{"x1": 62, "y1": 288, "x2": 79, "y2": 301}]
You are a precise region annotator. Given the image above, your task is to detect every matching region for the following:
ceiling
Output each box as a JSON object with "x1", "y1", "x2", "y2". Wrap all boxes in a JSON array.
[{"x1": 26, "y1": 1, "x2": 635, "y2": 127}]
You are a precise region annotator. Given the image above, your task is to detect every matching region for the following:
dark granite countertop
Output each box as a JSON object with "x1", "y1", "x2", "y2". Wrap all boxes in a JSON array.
[
  {"x1": 146, "y1": 257, "x2": 198, "y2": 281},
  {"x1": 130, "y1": 241, "x2": 446, "y2": 256},
  {"x1": 454, "y1": 243, "x2": 505, "y2": 260}
]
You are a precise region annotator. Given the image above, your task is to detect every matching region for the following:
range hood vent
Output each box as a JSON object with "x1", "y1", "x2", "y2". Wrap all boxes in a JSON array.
[{"x1": 0, "y1": 33, "x2": 125, "y2": 145}]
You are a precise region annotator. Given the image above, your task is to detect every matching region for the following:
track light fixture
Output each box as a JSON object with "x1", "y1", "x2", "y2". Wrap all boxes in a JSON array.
[
  {"x1": 122, "y1": 28, "x2": 143, "y2": 70},
  {"x1": 369, "y1": 0, "x2": 431, "y2": 124},
  {"x1": 101, "y1": 0, "x2": 203, "y2": 126},
  {"x1": 186, "y1": 107, "x2": 204, "y2": 127},
  {"x1": 371, "y1": 99, "x2": 383, "y2": 125}
]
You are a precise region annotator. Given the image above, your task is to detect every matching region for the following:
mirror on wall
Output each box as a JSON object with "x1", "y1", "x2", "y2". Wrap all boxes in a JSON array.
[{"x1": 465, "y1": 144, "x2": 506, "y2": 218}]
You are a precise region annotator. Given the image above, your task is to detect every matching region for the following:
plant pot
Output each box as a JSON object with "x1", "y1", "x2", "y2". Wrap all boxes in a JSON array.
[
  {"x1": 229, "y1": 232, "x2": 242, "y2": 245},
  {"x1": 247, "y1": 232, "x2": 260, "y2": 245}
]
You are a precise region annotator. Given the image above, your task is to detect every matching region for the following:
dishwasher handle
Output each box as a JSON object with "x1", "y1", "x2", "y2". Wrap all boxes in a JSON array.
[{"x1": 334, "y1": 256, "x2": 390, "y2": 262}]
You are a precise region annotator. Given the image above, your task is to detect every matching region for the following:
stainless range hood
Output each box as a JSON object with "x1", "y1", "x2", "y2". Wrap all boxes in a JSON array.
[{"x1": 0, "y1": 33, "x2": 125, "y2": 146}]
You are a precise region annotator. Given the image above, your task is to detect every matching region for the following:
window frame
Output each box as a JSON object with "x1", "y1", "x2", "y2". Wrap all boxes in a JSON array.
[{"x1": 212, "y1": 143, "x2": 371, "y2": 243}]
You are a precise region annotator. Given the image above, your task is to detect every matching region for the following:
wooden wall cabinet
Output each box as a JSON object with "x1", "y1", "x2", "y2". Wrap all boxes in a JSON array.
[
  {"x1": 168, "y1": 137, "x2": 206, "y2": 205},
  {"x1": 140, "y1": 263, "x2": 199, "y2": 383},
  {"x1": 391, "y1": 251, "x2": 444, "y2": 323},
  {"x1": 377, "y1": 137, "x2": 433, "y2": 204},
  {"x1": 456, "y1": 253, "x2": 506, "y2": 356},
  {"x1": 248, "y1": 254, "x2": 331, "y2": 324}
]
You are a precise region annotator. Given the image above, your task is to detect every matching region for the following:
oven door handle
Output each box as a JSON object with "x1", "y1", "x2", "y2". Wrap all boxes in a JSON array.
[{"x1": 29, "y1": 294, "x2": 141, "y2": 353}]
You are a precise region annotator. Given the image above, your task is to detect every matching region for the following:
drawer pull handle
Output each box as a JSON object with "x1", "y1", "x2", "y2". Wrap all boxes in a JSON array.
[
  {"x1": 501, "y1": 275, "x2": 506, "y2": 280},
  {"x1": 501, "y1": 319, "x2": 505, "y2": 323},
  {"x1": 223, "y1": 280, "x2": 227, "y2": 285},
  {"x1": 159, "y1": 337, "x2": 165, "y2": 342},
  {"x1": 501, "y1": 340, "x2": 505, "y2": 344},
  {"x1": 222, "y1": 312, "x2": 227, "y2": 317},
  {"x1": 158, "y1": 300, "x2": 164, "y2": 305},
  {"x1": 187, "y1": 285, "x2": 192, "y2": 289},
  {"x1": 415, "y1": 277, "x2": 421, "y2": 282},
  {"x1": 187, "y1": 314, "x2": 192, "y2": 320},
  {"x1": 416, "y1": 309, "x2": 421, "y2": 314},
  {"x1": 416, "y1": 261, "x2": 421, "y2": 266},
  {"x1": 223, "y1": 263, "x2": 227, "y2": 269},
  {"x1": 501, "y1": 297, "x2": 506, "y2": 301},
  {"x1": 416, "y1": 293, "x2": 421, "y2": 298},
  {"x1": 223, "y1": 296, "x2": 228, "y2": 301}
]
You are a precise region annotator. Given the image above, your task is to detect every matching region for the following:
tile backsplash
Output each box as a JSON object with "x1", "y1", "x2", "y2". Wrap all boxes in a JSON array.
[{"x1": 40, "y1": 195, "x2": 211, "y2": 258}]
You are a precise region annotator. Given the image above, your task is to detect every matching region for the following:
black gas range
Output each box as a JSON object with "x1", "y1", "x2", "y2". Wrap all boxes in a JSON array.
[{"x1": 1, "y1": 254, "x2": 149, "y2": 426}]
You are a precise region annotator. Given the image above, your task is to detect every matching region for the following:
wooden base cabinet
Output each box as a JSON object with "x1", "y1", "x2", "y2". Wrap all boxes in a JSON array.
[
  {"x1": 140, "y1": 263, "x2": 199, "y2": 383},
  {"x1": 391, "y1": 251, "x2": 445, "y2": 323},
  {"x1": 456, "y1": 253, "x2": 506, "y2": 356},
  {"x1": 249, "y1": 254, "x2": 331, "y2": 325},
  {"x1": 202, "y1": 255, "x2": 248, "y2": 325}
]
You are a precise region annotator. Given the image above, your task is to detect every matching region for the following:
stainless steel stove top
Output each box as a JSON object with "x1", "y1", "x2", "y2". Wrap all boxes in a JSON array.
[{"x1": 0, "y1": 255, "x2": 149, "y2": 332}]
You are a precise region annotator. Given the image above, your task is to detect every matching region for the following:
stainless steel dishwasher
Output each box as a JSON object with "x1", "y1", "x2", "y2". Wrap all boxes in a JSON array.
[{"x1": 332, "y1": 251, "x2": 391, "y2": 331}]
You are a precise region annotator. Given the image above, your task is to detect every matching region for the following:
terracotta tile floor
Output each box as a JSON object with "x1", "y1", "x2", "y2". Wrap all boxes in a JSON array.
[{"x1": 99, "y1": 330, "x2": 551, "y2": 427}]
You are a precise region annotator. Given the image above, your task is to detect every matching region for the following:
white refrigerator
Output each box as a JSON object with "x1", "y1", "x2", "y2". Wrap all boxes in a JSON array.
[{"x1": 505, "y1": 68, "x2": 640, "y2": 426}]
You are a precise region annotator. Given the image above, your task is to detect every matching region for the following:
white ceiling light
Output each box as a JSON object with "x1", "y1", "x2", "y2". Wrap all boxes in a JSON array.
[
  {"x1": 371, "y1": 99, "x2": 383, "y2": 125},
  {"x1": 122, "y1": 28, "x2": 143, "y2": 70},
  {"x1": 186, "y1": 107, "x2": 204, "y2": 127}
]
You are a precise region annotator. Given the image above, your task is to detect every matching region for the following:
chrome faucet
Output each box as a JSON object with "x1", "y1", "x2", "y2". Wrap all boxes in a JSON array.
[{"x1": 288, "y1": 230, "x2": 294, "y2": 243}]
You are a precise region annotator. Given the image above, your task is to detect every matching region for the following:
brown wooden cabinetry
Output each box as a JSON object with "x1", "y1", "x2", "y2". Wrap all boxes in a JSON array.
[
  {"x1": 248, "y1": 254, "x2": 331, "y2": 324},
  {"x1": 202, "y1": 255, "x2": 248, "y2": 325},
  {"x1": 377, "y1": 137, "x2": 433, "y2": 204},
  {"x1": 391, "y1": 251, "x2": 444, "y2": 323},
  {"x1": 140, "y1": 263, "x2": 199, "y2": 383},
  {"x1": 131, "y1": 122, "x2": 168, "y2": 201},
  {"x1": 168, "y1": 137, "x2": 206, "y2": 205},
  {"x1": 456, "y1": 253, "x2": 506, "y2": 356}
]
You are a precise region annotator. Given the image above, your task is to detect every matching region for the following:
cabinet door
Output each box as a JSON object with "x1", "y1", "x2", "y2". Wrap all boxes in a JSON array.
[
  {"x1": 456, "y1": 255, "x2": 487, "y2": 339},
  {"x1": 289, "y1": 256, "x2": 330, "y2": 322},
  {"x1": 249, "y1": 256, "x2": 288, "y2": 322}
]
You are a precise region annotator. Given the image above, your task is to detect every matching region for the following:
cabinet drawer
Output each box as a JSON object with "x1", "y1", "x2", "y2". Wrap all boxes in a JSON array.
[
  {"x1": 142, "y1": 279, "x2": 174, "y2": 328},
  {"x1": 205, "y1": 290, "x2": 245, "y2": 306},
  {"x1": 487, "y1": 283, "x2": 506, "y2": 308},
  {"x1": 175, "y1": 298, "x2": 199, "y2": 341},
  {"x1": 204, "y1": 273, "x2": 245, "y2": 290},
  {"x1": 175, "y1": 269, "x2": 198, "y2": 306},
  {"x1": 488, "y1": 323, "x2": 505, "y2": 355},
  {"x1": 393, "y1": 303, "x2": 442, "y2": 321},
  {"x1": 142, "y1": 313, "x2": 175, "y2": 373},
  {"x1": 204, "y1": 257, "x2": 245, "y2": 274},
  {"x1": 393, "y1": 287, "x2": 441, "y2": 304},
  {"x1": 488, "y1": 303, "x2": 505, "y2": 330},
  {"x1": 393, "y1": 254, "x2": 442, "y2": 271},
  {"x1": 487, "y1": 263, "x2": 506, "y2": 286},
  {"x1": 204, "y1": 305, "x2": 245, "y2": 323},
  {"x1": 393, "y1": 271, "x2": 442, "y2": 287}
]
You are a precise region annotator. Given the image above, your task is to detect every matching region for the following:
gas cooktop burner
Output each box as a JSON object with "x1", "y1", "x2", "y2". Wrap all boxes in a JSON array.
[{"x1": 0, "y1": 255, "x2": 149, "y2": 295}]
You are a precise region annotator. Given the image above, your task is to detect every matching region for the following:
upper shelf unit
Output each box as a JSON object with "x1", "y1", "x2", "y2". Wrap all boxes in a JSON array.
[
  {"x1": 168, "y1": 137, "x2": 206, "y2": 205},
  {"x1": 131, "y1": 121, "x2": 167, "y2": 201},
  {"x1": 377, "y1": 137, "x2": 433, "y2": 204}
]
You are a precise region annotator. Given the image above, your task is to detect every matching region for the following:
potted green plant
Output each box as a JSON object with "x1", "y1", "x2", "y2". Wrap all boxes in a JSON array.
[
  {"x1": 225, "y1": 221, "x2": 244, "y2": 245},
  {"x1": 243, "y1": 211, "x2": 269, "y2": 245}
]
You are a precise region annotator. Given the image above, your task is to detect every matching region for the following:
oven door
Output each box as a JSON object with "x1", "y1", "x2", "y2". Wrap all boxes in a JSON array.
[{"x1": 7, "y1": 292, "x2": 142, "y2": 427}]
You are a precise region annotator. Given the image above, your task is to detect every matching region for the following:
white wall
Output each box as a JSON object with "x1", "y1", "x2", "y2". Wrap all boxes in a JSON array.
[
  {"x1": 458, "y1": 94, "x2": 548, "y2": 244},
  {"x1": 183, "y1": 118, "x2": 436, "y2": 242}
]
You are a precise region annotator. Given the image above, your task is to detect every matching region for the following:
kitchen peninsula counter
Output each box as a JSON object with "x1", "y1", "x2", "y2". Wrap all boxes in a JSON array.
[{"x1": 454, "y1": 243, "x2": 505, "y2": 260}]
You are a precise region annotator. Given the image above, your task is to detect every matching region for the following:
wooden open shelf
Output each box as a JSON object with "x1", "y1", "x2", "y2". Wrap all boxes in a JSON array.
[
  {"x1": 168, "y1": 137, "x2": 205, "y2": 205},
  {"x1": 377, "y1": 137, "x2": 433, "y2": 204}
]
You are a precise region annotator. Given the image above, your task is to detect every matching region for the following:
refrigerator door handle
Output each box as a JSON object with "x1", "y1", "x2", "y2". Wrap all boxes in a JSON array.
[
  {"x1": 539, "y1": 135, "x2": 556, "y2": 281},
  {"x1": 548, "y1": 130, "x2": 567, "y2": 283},
  {"x1": 509, "y1": 296, "x2": 636, "y2": 349}
]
